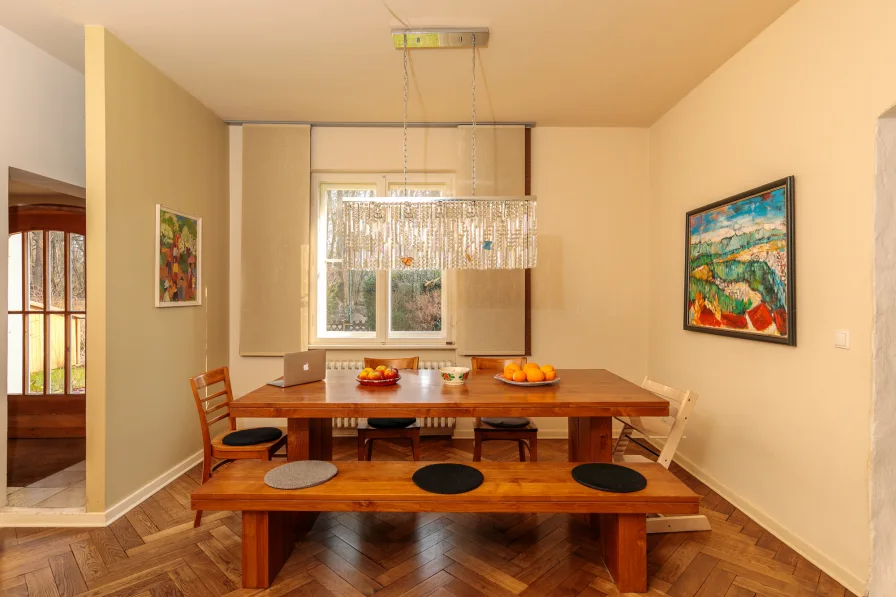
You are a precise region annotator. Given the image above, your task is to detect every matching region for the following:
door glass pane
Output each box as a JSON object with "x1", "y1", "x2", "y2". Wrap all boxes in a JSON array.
[
  {"x1": 27, "y1": 314, "x2": 44, "y2": 394},
  {"x1": 49, "y1": 231, "x2": 65, "y2": 311},
  {"x1": 70, "y1": 233, "x2": 86, "y2": 311},
  {"x1": 48, "y1": 314, "x2": 65, "y2": 393},
  {"x1": 390, "y1": 270, "x2": 443, "y2": 332},
  {"x1": 8, "y1": 314, "x2": 23, "y2": 394},
  {"x1": 323, "y1": 186, "x2": 376, "y2": 334},
  {"x1": 28, "y1": 231, "x2": 44, "y2": 310},
  {"x1": 70, "y1": 315, "x2": 86, "y2": 394},
  {"x1": 8, "y1": 233, "x2": 22, "y2": 311}
]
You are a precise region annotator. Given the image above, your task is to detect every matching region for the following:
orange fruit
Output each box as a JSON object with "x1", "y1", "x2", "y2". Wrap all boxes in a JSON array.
[
  {"x1": 523, "y1": 363, "x2": 540, "y2": 371},
  {"x1": 526, "y1": 368, "x2": 546, "y2": 383},
  {"x1": 544, "y1": 370, "x2": 557, "y2": 381},
  {"x1": 540, "y1": 364, "x2": 555, "y2": 373},
  {"x1": 358, "y1": 371, "x2": 369, "y2": 380},
  {"x1": 512, "y1": 370, "x2": 528, "y2": 382}
]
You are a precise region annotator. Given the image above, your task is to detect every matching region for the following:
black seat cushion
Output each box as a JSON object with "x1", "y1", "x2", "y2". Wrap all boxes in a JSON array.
[
  {"x1": 481, "y1": 417, "x2": 530, "y2": 428},
  {"x1": 367, "y1": 418, "x2": 417, "y2": 429},
  {"x1": 222, "y1": 427, "x2": 282, "y2": 446},
  {"x1": 571, "y1": 463, "x2": 647, "y2": 493},
  {"x1": 412, "y1": 463, "x2": 484, "y2": 495}
]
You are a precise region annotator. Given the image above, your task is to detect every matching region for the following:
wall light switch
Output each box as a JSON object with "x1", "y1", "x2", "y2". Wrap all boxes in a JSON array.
[{"x1": 835, "y1": 330, "x2": 850, "y2": 349}]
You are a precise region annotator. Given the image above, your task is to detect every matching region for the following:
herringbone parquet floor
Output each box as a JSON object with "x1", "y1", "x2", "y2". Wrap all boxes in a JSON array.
[{"x1": 0, "y1": 438, "x2": 857, "y2": 597}]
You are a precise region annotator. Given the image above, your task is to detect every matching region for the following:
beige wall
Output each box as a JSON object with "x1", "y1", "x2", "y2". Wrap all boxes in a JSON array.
[
  {"x1": 228, "y1": 126, "x2": 651, "y2": 438},
  {"x1": 530, "y1": 128, "x2": 650, "y2": 382},
  {"x1": 86, "y1": 27, "x2": 229, "y2": 509},
  {"x1": 647, "y1": 0, "x2": 896, "y2": 592}
]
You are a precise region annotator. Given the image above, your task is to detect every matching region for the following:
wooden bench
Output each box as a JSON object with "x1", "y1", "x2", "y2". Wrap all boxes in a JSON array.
[{"x1": 191, "y1": 460, "x2": 700, "y2": 593}]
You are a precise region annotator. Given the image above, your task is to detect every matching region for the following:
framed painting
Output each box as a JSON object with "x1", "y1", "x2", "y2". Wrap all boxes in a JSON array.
[
  {"x1": 155, "y1": 205, "x2": 202, "y2": 307},
  {"x1": 684, "y1": 177, "x2": 795, "y2": 345}
]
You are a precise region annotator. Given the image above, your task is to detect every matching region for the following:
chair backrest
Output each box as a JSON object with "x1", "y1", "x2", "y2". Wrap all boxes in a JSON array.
[
  {"x1": 470, "y1": 356, "x2": 527, "y2": 371},
  {"x1": 363, "y1": 356, "x2": 420, "y2": 371},
  {"x1": 618, "y1": 376, "x2": 697, "y2": 468},
  {"x1": 190, "y1": 367, "x2": 237, "y2": 457}
]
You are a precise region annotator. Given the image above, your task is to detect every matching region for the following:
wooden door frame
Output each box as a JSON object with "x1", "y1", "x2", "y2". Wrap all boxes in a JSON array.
[{"x1": 8, "y1": 204, "x2": 86, "y2": 438}]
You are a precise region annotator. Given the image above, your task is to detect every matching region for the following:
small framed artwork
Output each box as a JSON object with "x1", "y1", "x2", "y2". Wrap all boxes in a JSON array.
[
  {"x1": 684, "y1": 177, "x2": 795, "y2": 345},
  {"x1": 155, "y1": 205, "x2": 202, "y2": 307}
]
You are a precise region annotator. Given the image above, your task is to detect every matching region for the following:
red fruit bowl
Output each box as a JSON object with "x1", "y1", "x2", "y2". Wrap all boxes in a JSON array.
[{"x1": 357, "y1": 374, "x2": 401, "y2": 387}]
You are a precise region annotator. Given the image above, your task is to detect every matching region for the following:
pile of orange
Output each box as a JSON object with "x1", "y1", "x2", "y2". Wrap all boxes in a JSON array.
[{"x1": 503, "y1": 362, "x2": 556, "y2": 383}]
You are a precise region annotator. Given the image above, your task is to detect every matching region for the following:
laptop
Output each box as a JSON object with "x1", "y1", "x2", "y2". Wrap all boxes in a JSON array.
[{"x1": 267, "y1": 350, "x2": 327, "y2": 387}]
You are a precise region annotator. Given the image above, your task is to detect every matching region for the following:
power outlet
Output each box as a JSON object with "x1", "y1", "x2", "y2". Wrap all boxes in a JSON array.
[{"x1": 835, "y1": 330, "x2": 850, "y2": 349}]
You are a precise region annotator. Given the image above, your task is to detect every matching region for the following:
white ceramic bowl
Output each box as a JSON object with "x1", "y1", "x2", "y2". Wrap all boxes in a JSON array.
[{"x1": 439, "y1": 366, "x2": 471, "y2": 385}]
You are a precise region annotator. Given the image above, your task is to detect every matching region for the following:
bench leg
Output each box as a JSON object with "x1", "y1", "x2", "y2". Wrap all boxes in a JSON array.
[
  {"x1": 241, "y1": 511, "x2": 299, "y2": 588},
  {"x1": 599, "y1": 513, "x2": 647, "y2": 593}
]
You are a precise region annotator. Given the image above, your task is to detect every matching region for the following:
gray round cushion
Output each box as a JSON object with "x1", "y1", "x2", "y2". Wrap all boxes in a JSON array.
[
  {"x1": 264, "y1": 461, "x2": 338, "y2": 490},
  {"x1": 481, "y1": 417, "x2": 530, "y2": 428}
]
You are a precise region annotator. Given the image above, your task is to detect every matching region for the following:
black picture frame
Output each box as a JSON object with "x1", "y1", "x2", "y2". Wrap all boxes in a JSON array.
[{"x1": 683, "y1": 176, "x2": 796, "y2": 346}]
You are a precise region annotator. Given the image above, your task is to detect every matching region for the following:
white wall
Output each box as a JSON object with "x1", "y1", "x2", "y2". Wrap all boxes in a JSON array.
[
  {"x1": 0, "y1": 26, "x2": 85, "y2": 506},
  {"x1": 647, "y1": 0, "x2": 896, "y2": 592}
]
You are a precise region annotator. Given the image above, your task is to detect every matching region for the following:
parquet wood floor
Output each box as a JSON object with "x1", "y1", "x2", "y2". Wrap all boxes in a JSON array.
[{"x1": 0, "y1": 438, "x2": 857, "y2": 597}]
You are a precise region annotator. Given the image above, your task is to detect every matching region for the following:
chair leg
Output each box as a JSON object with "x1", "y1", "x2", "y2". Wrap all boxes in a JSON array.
[
  {"x1": 411, "y1": 432, "x2": 421, "y2": 461},
  {"x1": 473, "y1": 430, "x2": 483, "y2": 462},
  {"x1": 518, "y1": 441, "x2": 527, "y2": 462},
  {"x1": 357, "y1": 435, "x2": 367, "y2": 461},
  {"x1": 194, "y1": 455, "x2": 212, "y2": 528},
  {"x1": 528, "y1": 435, "x2": 538, "y2": 462},
  {"x1": 365, "y1": 438, "x2": 374, "y2": 461}
]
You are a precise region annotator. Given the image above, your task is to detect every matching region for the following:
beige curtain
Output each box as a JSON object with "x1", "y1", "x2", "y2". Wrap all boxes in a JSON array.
[
  {"x1": 239, "y1": 124, "x2": 310, "y2": 356},
  {"x1": 455, "y1": 125, "x2": 527, "y2": 356}
]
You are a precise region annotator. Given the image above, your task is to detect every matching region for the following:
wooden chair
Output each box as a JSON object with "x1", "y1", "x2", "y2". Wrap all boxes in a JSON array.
[
  {"x1": 190, "y1": 367, "x2": 287, "y2": 527},
  {"x1": 612, "y1": 376, "x2": 710, "y2": 534},
  {"x1": 358, "y1": 357, "x2": 421, "y2": 461},
  {"x1": 471, "y1": 357, "x2": 538, "y2": 462}
]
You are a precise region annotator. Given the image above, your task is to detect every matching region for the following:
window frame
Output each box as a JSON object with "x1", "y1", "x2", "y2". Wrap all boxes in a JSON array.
[{"x1": 309, "y1": 172, "x2": 456, "y2": 348}]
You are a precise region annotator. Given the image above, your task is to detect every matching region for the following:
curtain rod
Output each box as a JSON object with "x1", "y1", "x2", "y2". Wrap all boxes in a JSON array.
[{"x1": 225, "y1": 120, "x2": 535, "y2": 128}]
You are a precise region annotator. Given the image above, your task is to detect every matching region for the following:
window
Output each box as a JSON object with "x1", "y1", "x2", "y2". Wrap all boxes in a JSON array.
[
  {"x1": 8, "y1": 208, "x2": 86, "y2": 396},
  {"x1": 311, "y1": 174, "x2": 454, "y2": 346}
]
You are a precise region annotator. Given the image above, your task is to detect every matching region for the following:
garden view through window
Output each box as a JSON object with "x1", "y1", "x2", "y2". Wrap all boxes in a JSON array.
[{"x1": 316, "y1": 176, "x2": 450, "y2": 343}]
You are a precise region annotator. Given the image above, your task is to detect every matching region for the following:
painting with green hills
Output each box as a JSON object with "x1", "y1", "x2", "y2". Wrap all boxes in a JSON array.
[{"x1": 685, "y1": 178, "x2": 795, "y2": 345}]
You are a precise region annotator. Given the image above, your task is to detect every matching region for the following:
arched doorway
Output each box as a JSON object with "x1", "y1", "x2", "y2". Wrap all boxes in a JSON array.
[{"x1": 6, "y1": 203, "x2": 86, "y2": 504}]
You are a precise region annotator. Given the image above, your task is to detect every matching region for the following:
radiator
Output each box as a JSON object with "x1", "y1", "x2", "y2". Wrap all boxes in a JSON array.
[{"x1": 327, "y1": 360, "x2": 456, "y2": 432}]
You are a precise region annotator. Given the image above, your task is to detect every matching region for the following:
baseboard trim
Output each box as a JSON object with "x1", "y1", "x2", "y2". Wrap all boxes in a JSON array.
[
  {"x1": 0, "y1": 450, "x2": 203, "y2": 528},
  {"x1": 452, "y1": 428, "x2": 569, "y2": 440},
  {"x1": 672, "y1": 452, "x2": 867, "y2": 597},
  {"x1": 104, "y1": 450, "x2": 203, "y2": 525}
]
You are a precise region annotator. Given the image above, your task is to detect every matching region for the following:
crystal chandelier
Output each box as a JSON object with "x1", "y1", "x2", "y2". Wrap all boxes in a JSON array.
[{"x1": 342, "y1": 30, "x2": 538, "y2": 271}]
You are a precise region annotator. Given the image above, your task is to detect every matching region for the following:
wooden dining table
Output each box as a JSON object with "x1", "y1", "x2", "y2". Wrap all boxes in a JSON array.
[{"x1": 230, "y1": 369, "x2": 669, "y2": 463}]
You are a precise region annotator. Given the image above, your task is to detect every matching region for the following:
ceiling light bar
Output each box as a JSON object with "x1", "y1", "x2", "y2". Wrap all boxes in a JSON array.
[{"x1": 392, "y1": 28, "x2": 489, "y2": 49}]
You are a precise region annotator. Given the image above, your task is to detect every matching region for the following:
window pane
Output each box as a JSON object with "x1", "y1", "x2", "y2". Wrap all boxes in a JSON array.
[
  {"x1": 8, "y1": 233, "x2": 22, "y2": 311},
  {"x1": 70, "y1": 315, "x2": 86, "y2": 394},
  {"x1": 27, "y1": 314, "x2": 44, "y2": 394},
  {"x1": 322, "y1": 186, "x2": 376, "y2": 334},
  {"x1": 70, "y1": 233, "x2": 86, "y2": 311},
  {"x1": 49, "y1": 231, "x2": 65, "y2": 311},
  {"x1": 326, "y1": 264, "x2": 376, "y2": 332},
  {"x1": 48, "y1": 314, "x2": 65, "y2": 393},
  {"x1": 28, "y1": 231, "x2": 44, "y2": 310},
  {"x1": 390, "y1": 270, "x2": 442, "y2": 332},
  {"x1": 8, "y1": 314, "x2": 23, "y2": 394}
]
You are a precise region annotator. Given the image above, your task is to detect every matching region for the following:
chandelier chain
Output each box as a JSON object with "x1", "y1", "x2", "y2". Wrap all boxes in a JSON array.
[
  {"x1": 471, "y1": 32, "x2": 477, "y2": 198},
  {"x1": 402, "y1": 31, "x2": 409, "y2": 197}
]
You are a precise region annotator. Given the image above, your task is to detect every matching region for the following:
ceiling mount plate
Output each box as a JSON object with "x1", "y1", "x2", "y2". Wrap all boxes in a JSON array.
[{"x1": 392, "y1": 28, "x2": 489, "y2": 49}]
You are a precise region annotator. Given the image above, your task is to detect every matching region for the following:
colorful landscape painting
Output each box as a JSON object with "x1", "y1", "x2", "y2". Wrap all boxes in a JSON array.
[
  {"x1": 156, "y1": 205, "x2": 202, "y2": 307},
  {"x1": 684, "y1": 177, "x2": 795, "y2": 345}
]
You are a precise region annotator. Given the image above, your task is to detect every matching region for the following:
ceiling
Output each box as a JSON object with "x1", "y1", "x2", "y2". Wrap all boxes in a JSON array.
[{"x1": 0, "y1": 0, "x2": 798, "y2": 126}]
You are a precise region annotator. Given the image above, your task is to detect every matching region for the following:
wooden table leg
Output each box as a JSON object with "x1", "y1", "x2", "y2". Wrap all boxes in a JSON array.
[
  {"x1": 599, "y1": 513, "x2": 647, "y2": 593},
  {"x1": 567, "y1": 416, "x2": 613, "y2": 463},
  {"x1": 241, "y1": 511, "x2": 299, "y2": 588},
  {"x1": 287, "y1": 418, "x2": 332, "y2": 461}
]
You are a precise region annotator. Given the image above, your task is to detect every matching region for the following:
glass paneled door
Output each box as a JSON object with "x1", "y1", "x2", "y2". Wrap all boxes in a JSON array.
[{"x1": 8, "y1": 205, "x2": 86, "y2": 437}]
